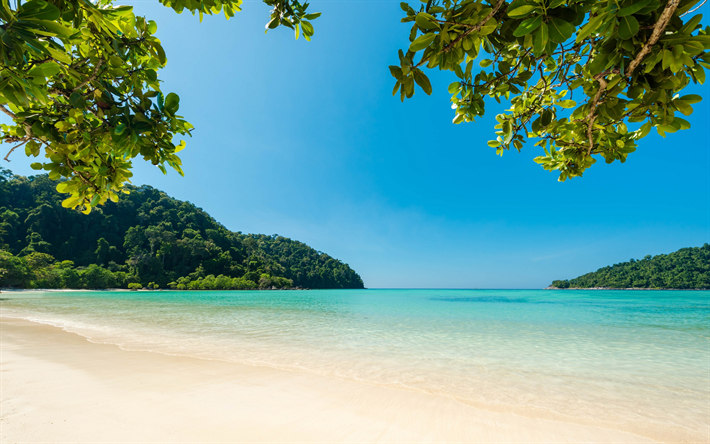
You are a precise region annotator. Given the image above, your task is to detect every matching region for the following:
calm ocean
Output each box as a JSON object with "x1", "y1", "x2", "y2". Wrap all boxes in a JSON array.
[{"x1": 2, "y1": 289, "x2": 708, "y2": 437}]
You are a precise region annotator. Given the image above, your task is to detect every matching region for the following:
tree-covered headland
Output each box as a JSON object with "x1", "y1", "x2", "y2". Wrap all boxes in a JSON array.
[
  {"x1": 550, "y1": 244, "x2": 710, "y2": 289},
  {"x1": 0, "y1": 168, "x2": 365, "y2": 290}
]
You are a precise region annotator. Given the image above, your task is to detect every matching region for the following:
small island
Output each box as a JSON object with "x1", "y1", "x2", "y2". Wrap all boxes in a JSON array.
[{"x1": 548, "y1": 244, "x2": 710, "y2": 290}]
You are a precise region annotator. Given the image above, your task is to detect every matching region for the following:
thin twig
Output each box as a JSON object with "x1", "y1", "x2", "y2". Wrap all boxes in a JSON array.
[
  {"x1": 3, "y1": 138, "x2": 29, "y2": 162},
  {"x1": 72, "y1": 58, "x2": 104, "y2": 93},
  {"x1": 681, "y1": 0, "x2": 706, "y2": 16}
]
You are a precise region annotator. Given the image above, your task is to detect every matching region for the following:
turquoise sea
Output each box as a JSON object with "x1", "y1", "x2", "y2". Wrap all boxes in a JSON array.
[{"x1": 2, "y1": 289, "x2": 708, "y2": 438}]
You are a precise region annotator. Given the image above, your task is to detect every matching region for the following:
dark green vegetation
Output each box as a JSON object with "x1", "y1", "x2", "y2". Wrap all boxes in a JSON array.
[
  {"x1": 0, "y1": 168, "x2": 364, "y2": 290},
  {"x1": 550, "y1": 244, "x2": 710, "y2": 289}
]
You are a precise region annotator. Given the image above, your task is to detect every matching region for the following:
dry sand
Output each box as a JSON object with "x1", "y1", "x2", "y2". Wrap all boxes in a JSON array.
[{"x1": 0, "y1": 317, "x2": 686, "y2": 443}]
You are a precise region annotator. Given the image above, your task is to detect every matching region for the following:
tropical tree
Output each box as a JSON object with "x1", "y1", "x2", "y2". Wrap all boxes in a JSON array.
[
  {"x1": 0, "y1": 0, "x2": 319, "y2": 211},
  {"x1": 391, "y1": 0, "x2": 708, "y2": 180},
  {"x1": 3, "y1": 0, "x2": 708, "y2": 211}
]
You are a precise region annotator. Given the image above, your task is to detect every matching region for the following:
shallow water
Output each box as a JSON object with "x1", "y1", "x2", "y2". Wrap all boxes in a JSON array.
[{"x1": 2, "y1": 289, "x2": 708, "y2": 437}]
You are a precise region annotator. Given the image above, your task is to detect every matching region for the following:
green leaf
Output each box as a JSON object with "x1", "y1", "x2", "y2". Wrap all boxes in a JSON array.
[
  {"x1": 618, "y1": 15, "x2": 639, "y2": 40},
  {"x1": 674, "y1": 100, "x2": 694, "y2": 115},
  {"x1": 147, "y1": 20, "x2": 158, "y2": 34},
  {"x1": 164, "y1": 92, "x2": 180, "y2": 114},
  {"x1": 40, "y1": 61, "x2": 61, "y2": 78},
  {"x1": 69, "y1": 92, "x2": 86, "y2": 108},
  {"x1": 674, "y1": 117, "x2": 691, "y2": 130},
  {"x1": 25, "y1": 19, "x2": 74, "y2": 38},
  {"x1": 662, "y1": 49, "x2": 673, "y2": 70},
  {"x1": 55, "y1": 121, "x2": 72, "y2": 131},
  {"x1": 557, "y1": 100, "x2": 576, "y2": 108},
  {"x1": 636, "y1": 0, "x2": 661, "y2": 14},
  {"x1": 617, "y1": 0, "x2": 653, "y2": 17},
  {"x1": 488, "y1": 140, "x2": 502, "y2": 147},
  {"x1": 413, "y1": 70, "x2": 432, "y2": 95},
  {"x1": 448, "y1": 82, "x2": 461, "y2": 94},
  {"x1": 576, "y1": 12, "x2": 608, "y2": 43},
  {"x1": 24, "y1": 140, "x2": 40, "y2": 156},
  {"x1": 513, "y1": 15, "x2": 542, "y2": 37},
  {"x1": 409, "y1": 32, "x2": 437, "y2": 52},
  {"x1": 30, "y1": 162, "x2": 43, "y2": 170},
  {"x1": 415, "y1": 13, "x2": 440, "y2": 30},
  {"x1": 679, "y1": 94, "x2": 702, "y2": 104},
  {"x1": 480, "y1": 59, "x2": 493, "y2": 68},
  {"x1": 115, "y1": 123, "x2": 127, "y2": 136},
  {"x1": 46, "y1": 47, "x2": 71, "y2": 64},
  {"x1": 479, "y1": 18, "x2": 498, "y2": 36},
  {"x1": 56, "y1": 181, "x2": 70, "y2": 193},
  {"x1": 534, "y1": 23, "x2": 548, "y2": 55},
  {"x1": 548, "y1": 18, "x2": 574, "y2": 43},
  {"x1": 508, "y1": 4, "x2": 538, "y2": 18},
  {"x1": 389, "y1": 65, "x2": 403, "y2": 80},
  {"x1": 638, "y1": 121, "x2": 653, "y2": 138},
  {"x1": 61, "y1": 196, "x2": 81, "y2": 208},
  {"x1": 17, "y1": 0, "x2": 61, "y2": 21}
]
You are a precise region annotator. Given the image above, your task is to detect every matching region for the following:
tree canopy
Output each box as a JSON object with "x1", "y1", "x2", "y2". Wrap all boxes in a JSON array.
[
  {"x1": 0, "y1": 0, "x2": 319, "y2": 212},
  {"x1": 550, "y1": 244, "x2": 710, "y2": 289},
  {"x1": 2, "y1": 0, "x2": 708, "y2": 209},
  {"x1": 391, "y1": 0, "x2": 708, "y2": 180},
  {"x1": 0, "y1": 167, "x2": 365, "y2": 289}
]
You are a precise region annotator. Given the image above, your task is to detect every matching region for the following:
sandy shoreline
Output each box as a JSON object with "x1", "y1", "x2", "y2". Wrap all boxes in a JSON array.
[{"x1": 0, "y1": 317, "x2": 702, "y2": 443}]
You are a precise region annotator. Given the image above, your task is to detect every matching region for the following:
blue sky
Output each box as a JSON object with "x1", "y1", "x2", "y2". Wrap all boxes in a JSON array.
[{"x1": 4, "y1": 1, "x2": 710, "y2": 288}]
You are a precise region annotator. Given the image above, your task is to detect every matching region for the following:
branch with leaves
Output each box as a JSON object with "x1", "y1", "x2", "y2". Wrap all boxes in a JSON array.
[
  {"x1": 391, "y1": 0, "x2": 708, "y2": 180},
  {"x1": 1, "y1": 0, "x2": 319, "y2": 212}
]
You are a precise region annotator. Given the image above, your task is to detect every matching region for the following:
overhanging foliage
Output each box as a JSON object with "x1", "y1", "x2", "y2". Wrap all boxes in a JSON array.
[
  {"x1": 391, "y1": 0, "x2": 708, "y2": 180},
  {"x1": 0, "y1": 0, "x2": 319, "y2": 212}
]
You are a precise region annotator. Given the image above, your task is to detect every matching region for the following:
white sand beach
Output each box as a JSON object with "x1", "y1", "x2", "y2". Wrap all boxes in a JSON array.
[{"x1": 2, "y1": 317, "x2": 699, "y2": 443}]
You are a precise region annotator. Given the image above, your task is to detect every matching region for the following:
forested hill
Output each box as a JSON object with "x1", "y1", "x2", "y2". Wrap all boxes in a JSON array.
[
  {"x1": 550, "y1": 245, "x2": 710, "y2": 290},
  {"x1": 0, "y1": 168, "x2": 364, "y2": 290}
]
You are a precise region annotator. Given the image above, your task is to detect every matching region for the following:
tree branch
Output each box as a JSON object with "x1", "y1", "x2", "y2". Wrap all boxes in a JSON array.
[
  {"x1": 586, "y1": 76, "x2": 608, "y2": 154},
  {"x1": 0, "y1": 104, "x2": 16, "y2": 120},
  {"x1": 72, "y1": 58, "x2": 104, "y2": 93},
  {"x1": 3, "y1": 138, "x2": 29, "y2": 162},
  {"x1": 626, "y1": 0, "x2": 681, "y2": 78},
  {"x1": 681, "y1": 0, "x2": 706, "y2": 16}
]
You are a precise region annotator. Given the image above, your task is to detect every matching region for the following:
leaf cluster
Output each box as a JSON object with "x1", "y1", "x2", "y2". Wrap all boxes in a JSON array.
[
  {"x1": 392, "y1": 0, "x2": 708, "y2": 180},
  {"x1": 1, "y1": 0, "x2": 319, "y2": 210}
]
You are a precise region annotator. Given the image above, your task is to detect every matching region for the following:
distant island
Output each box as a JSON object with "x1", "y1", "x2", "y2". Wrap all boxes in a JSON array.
[
  {"x1": 0, "y1": 168, "x2": 364, "y2": 290},
  {"x1": 549, "y1": 245, "x2": 710, "y2": 290}
]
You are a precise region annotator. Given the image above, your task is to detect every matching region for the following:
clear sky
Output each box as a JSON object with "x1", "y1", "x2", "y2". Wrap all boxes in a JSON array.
[{"x1": 4, "y1": 1, "x2": 710, "y2": 288}]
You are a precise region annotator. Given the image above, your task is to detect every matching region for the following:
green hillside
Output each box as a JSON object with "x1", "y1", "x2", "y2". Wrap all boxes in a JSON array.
[
  {"x1": 550, "y1": 245, "x2": 710, "y2": 289},
  {"x1": 0, "y1": 168, "x2": 364, "y2": 290}
]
